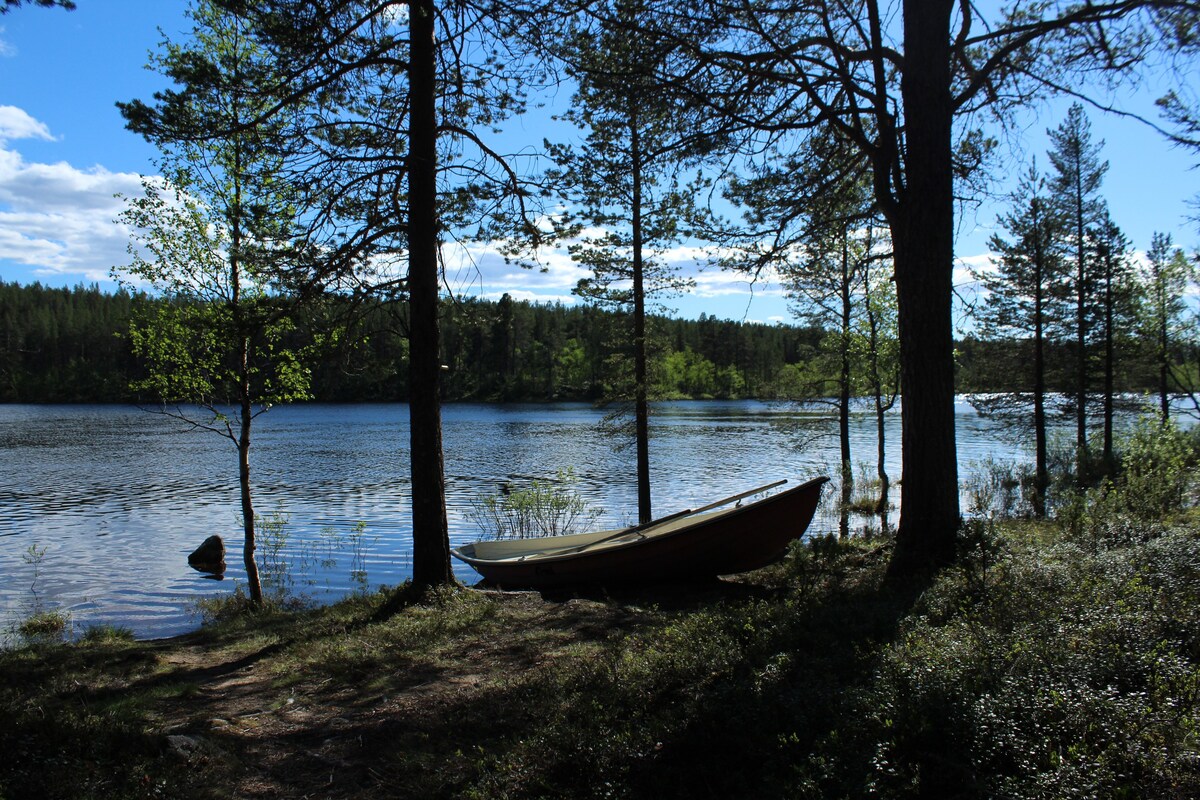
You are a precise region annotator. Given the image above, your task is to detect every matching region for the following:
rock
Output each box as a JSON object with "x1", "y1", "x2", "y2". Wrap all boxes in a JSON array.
[
  {"x1": 166, "y1": 734, "x2": 200, "y2": 760},
  {"x1": 188, "y1": 535, "x2": 226, "y2": 575}
]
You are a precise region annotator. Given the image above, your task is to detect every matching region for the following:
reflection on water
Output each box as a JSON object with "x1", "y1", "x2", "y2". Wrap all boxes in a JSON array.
[{"x1": 1, "y1": 399, "x2": 1047, "y2": 639}]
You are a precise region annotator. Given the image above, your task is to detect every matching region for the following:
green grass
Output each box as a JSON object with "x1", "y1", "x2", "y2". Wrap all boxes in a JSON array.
[{"x1": 1, "y1": 518, "x2": 1197, "y2": 799}]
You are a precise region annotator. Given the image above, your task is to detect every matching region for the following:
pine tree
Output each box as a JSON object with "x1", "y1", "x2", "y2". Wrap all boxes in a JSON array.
[
  {"x1": 1141, "y1": 232, "x2": 1194, "y2": 424},
  {"x1": 975, "y1": 163, "x2": 1066, "y2": 516},
  {"x1": 1048, "y1": 104, "x2": 1109, "y2": 483},
  {"x1": 1090, "y1": 212, "x2": 1139, "y2": 470},
  {"x1": 547, "y1": 0, "x2": 717, "y2": 523}
]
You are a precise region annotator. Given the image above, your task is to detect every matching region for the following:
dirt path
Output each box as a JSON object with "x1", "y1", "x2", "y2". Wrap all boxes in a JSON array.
[{"x1": 146, "y1": 592, "x2": 648, "y2": 798}]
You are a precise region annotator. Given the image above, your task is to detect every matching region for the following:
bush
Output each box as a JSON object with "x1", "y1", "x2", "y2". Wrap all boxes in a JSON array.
[
  {"x1": 1114, "y1": 416, "x2": 1199, "y2": 519},
  {"x1": 845, "y1": 528, "x2": 1200, "y2": 799},
  {"x1": 468, "y1": 467, "x2": 604, "y2": 540}
]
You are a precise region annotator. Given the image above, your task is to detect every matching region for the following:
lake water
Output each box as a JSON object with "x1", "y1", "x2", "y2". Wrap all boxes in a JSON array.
[{"x1": 0, "y1": 399, "x2": 1051, "y2": 640}]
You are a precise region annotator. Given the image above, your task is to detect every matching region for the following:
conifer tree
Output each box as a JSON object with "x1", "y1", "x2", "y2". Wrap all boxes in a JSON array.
[
  {"x1": 1048, "y1": 104, "x2": 1110, "y2": 483},
  {"x1": 976, "y1": 163, "x2": 1066, "y2": 516},
  {"x1": 547, "y1": 0, "x2": 717, "y2": 523},
  {"x1": 1141, "y1": 231, "x2": 1194, "y2": 424},
  {"x1": 1090, "y1": 212, "x2": 1139, "y2": 469}
]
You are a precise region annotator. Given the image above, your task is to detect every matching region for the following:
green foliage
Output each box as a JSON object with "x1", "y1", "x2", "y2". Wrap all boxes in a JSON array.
[
  {"x1": 1, "y1": 282, "x2": 827, "y2": 402},
  {"x1": 16, "y1": 609, "x2": 70, "y2": 642},
  {"x1": 78, "y1": 624, "x2": 136, "y2": 645},
  {"x1": 1114, "y1": 416, "x2": 1199, "y2": 518},
  {"x1": 1057, "y1": 417, "x2": 1200, "y2": 548},
  {"x1": 851, "y1": 529, "x2": 1200, "y2": 800},
  {"x1": 468, "y1": 468, "x2": 604, "y2": 540},
  {"x1": 0, "y1": 281, "x2": 141, "y2": 402},
  {"x1": 3, "y1": 521, "x2": 1198, "y2": 799}
]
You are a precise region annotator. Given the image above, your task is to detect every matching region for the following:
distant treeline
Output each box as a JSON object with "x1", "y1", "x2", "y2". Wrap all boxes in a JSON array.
[
  {"x1": 0, "y1": 281, "x2": 824, "y2": 403},
  {"x1": 2, "y1": 280, "x2": 1195, "y2": 404},
  {"x1": 955, "y1": 335, "x2": 1199, "y2": 399}
]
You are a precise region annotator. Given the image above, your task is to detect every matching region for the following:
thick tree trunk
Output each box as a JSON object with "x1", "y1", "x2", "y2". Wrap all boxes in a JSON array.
[
  {"x1": 631, "y1": 115, "x2": 652, "y2": 525},
  {"x1": 408, "y1": 0, "x2": 452, "y2": 589},
  {"x1": 887, "y1": 0, "x2": 960, "y2": 577}
]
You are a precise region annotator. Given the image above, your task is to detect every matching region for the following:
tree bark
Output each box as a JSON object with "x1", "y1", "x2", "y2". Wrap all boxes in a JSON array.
[
  {"x1": 1073, "y1": 160, "x2": 1089, "y2": 481},
  {"x1": 1032, "y1": 200, "x2": 1048, "y2": 518},
  {"x1": 1159, "y1": 279, "x2": 1170, "y2": 425},
  {"x1": 838, "y1": 228, "x2": 853, "y2": 537},
  {"x1": 887, "y1": 0, "x2": 960, "y2": 577},
  {"x1": 230, "y1": 160, "x2": 263, "y2": 605},
  {"x1": 238, "y1": 378, "x2": 263, "y2": 605},
  {"x1": 631, "y1": 110, "x2": 652, "y2": 525},
  {"x1": 1102, "y1": 246, "x2": 1115, "y2": 470},
  {"x1": 408, "y1": 0, "x2": 452, "y2": 589}
]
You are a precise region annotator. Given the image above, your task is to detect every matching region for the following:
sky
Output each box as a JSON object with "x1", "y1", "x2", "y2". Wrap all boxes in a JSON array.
[{"x1": 0, "y1": 2, "x2": 1197, "y2": 327}]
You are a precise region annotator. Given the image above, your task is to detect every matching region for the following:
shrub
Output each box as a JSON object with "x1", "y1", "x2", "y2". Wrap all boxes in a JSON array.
[
  {"x1": 1114, "y1": 416, "x2": 1199, "y2": 520},
  {"x1": 468, "y1": 467, "x2": 604, "y2": 540},
  {"x1": 847, "y1": 528, "x2": 1200, "y2": 799}
]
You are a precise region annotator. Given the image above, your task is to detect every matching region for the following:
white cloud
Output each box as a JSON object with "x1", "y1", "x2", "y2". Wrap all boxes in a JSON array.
[
  {"x1": 0, "y1": 105, "x2": 54, "y2": 143},
  {"x1": 0, "y1": 108, "x2": 145, "y2": 282},
  {"x1": 954, "y1": 251, "x2": 993, "y2": 289},
  {"x1": 693, "y1": 263, "x2": 787, "y2": 299},
  {"x1": 477, "y1": 289, "x2": 579, "y2": 305}
]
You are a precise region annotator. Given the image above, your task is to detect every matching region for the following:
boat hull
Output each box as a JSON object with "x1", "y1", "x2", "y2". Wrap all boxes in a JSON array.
[{"x1": 452, "y1": 476, "x2": 829, "y2": 589}]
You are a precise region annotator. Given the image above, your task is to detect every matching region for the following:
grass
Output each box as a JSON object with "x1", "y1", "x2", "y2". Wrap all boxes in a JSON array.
[{"x1": 2, "y1": 508, "x2": 1198, "y2": 798}]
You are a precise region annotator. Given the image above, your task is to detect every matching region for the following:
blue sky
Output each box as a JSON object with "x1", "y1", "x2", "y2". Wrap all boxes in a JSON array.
[{"x1": 0, "y1": 2, "x2": 1196, "y2": 326}]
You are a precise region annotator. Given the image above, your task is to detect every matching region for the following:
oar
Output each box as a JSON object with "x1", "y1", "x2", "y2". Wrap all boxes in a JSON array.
[{"x1": 552, "y1": 478, "x2": 790, "y2": 557}]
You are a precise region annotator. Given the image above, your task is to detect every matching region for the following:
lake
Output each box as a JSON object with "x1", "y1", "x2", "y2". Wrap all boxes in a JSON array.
[{"x1": 0, "y1": 399, "x2": 1053, "y2": 640}]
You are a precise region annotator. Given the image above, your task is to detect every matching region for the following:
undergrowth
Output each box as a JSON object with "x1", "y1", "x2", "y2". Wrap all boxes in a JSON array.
[{"x1": 2, "y1": 419, "x2": 1198, "y2": 798}]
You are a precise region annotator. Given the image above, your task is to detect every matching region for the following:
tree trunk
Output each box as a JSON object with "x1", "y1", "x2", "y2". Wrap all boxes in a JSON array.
[
  {"x1": 1103, "y1": 248, "x2": 1115, "y2": 471},
  {"x1": 631, "y1": 111, "x2": 652, "y2": 525},
  {"x1": 1073, "y1": 172, "x2": 1089, "y2": 482},
  {"x1": 838, "y1": 229, "x2": 853, "y2": 536},
  {"x1": 887, "y1": 0, "x2": 960, "y2": 577},
  {"x1": 1032, "y1": 202, "x2": 1048, "y2": 518},
  {"x1": 238, "y1": 379, "x2": 263, "y2": 606},
  {"x1": 229, "y1": 168, "x2": 263, "y2": 605},
  {"x1": 408, "y1": 0, "x2": 452, "y2": 589},
  {"x1": 1159, "y1": 283, "x2": 1170, "y2": 425}
]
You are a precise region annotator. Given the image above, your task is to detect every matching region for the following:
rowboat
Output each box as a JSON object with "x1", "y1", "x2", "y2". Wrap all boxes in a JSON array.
[{"x1": 451, "y1": 476, "x2": 829, "y2": 589}]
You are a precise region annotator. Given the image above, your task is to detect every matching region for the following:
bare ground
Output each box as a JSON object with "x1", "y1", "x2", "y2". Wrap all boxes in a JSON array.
[{"x1": 143, "y1": 590, "x2": 659, "y2": 799}]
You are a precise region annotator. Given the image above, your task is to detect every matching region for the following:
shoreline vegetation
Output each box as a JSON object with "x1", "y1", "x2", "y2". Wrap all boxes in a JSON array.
[
  {"x1": 3, "y1": 515, "x2": 1198, "y2": 799},
  {"x1": 5, "y1": 419, "x2": 1200, "y2": 798}
]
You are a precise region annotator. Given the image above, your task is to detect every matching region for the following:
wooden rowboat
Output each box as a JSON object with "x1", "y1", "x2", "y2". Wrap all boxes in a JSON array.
[{"x1": 451, "y1": 476, "x2": 829, "y2": 589}]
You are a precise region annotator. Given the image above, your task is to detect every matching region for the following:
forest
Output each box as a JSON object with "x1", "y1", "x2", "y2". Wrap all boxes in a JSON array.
[
  {"x1": 0, "y1": 280, "x2": 828, "y2": 402},
  {"x1": 3, "y1": 278, "x2": 1197, "y2": 405}
]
